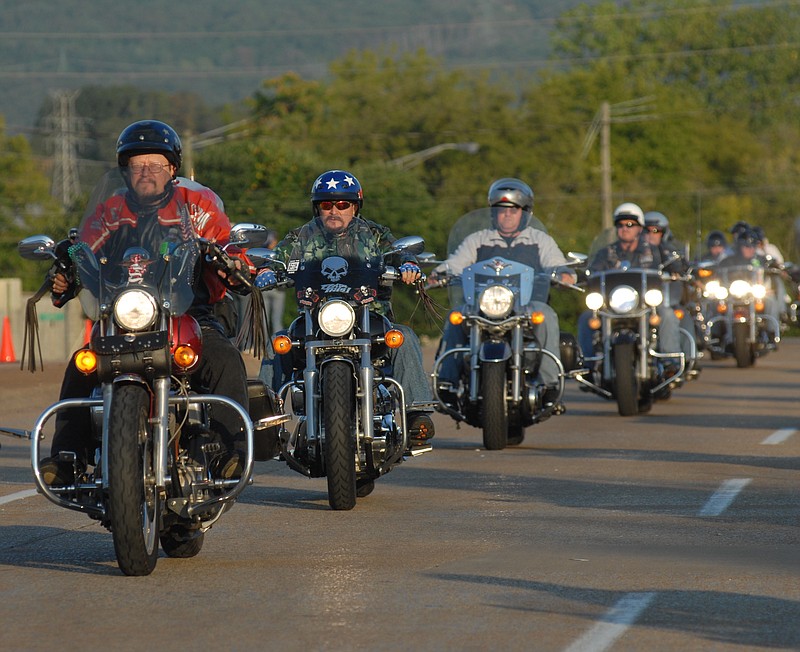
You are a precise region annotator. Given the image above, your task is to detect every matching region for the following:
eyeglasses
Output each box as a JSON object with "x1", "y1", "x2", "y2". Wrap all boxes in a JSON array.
[
  {"x1": 646, "y1": 227, "x2": 664, "y2": 234},
  {"x1": 615, "y1": 220, "x2": 639, "y2": 229},
  {"x1": 128, "y1": 162, "x2": 171, "y2": 174},
  {"x1": 318, "y1": 200, "x2": 353, "y2": 211}
]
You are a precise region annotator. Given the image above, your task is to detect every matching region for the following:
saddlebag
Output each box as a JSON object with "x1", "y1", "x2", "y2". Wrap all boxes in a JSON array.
[{"x1": 247, "y1": 379, "x2": 282, "y2": 461}]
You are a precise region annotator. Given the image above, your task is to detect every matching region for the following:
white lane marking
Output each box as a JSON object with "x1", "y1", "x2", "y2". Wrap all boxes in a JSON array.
[
  {"x1": 0, "y1": 488, "x2": 37, "y2": 505},
  {"x1": 698, "y1": 478, "x2": 751, "y2": 516},
  {"x1": 761, "y1": 428, "x2": 796, "y2": 445},
  {"x1": 564, "y1": 592, "x2": 657, "y2": 652}
]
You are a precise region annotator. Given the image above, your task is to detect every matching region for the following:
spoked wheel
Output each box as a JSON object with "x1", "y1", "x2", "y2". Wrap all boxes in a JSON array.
[
  {"x1": 322, "y1": 361, "x2": 357, "y2": 510},
  {"x1": 107, "y1": 384, "x2": 160, "y2": 576},
  {"x1": 481, "y1": 361, "x2": 508, "y2": 450},
  {"x1": 612, "y1": 342, "x2": 640, "y2": 416}
]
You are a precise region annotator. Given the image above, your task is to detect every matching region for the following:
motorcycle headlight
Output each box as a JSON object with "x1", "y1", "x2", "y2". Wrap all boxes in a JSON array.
[
  {"x1": 729, "y1": 279, "x2": 751, "y2": 298},
  {"x1": 644, "y1": 288, "x2": 663, "y2": 307},
  {"x1": 752, "y1": 283, "x2": 767, "y2": 299},
  {"x1": 318, "y1": 299, "x2": 355, "y2": 337},
  {"x1": 703, "y1": 280, "x2": 720, "y2": 298},
  {"x1": 479, "y1": 285, "x2": 514, "y2": 319},
  {"x1": 585, "y1": 292, "x2": 604, "y2": 311},
  {"x1": 609, "y1": 286, "x2": 638, "y2": 314},
  {"x1": 113, "y1": 289, "x2": 158, "y2": 331}
]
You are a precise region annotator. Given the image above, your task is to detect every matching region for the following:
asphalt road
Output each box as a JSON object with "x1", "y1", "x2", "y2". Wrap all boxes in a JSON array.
[{"x1": 1, "y1": 341, "x2": 799, "y2": 651}]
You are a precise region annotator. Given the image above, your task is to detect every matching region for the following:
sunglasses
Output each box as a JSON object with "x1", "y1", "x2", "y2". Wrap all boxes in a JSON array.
[
  {"x1": 646, "y1": 227, "x2": 664, "y2": 234},
  {"x1": 318, "y1": 200, "x2": 353, "y2": 211},
  {"x1": 615, "y1": 220, "x2": 640, "y2": 229}
]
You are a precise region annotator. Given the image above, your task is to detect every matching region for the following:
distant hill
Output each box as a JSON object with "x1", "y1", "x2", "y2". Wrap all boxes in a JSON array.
[{"x1": 0, "y1": 0, "x2": 590, "y2": 135}]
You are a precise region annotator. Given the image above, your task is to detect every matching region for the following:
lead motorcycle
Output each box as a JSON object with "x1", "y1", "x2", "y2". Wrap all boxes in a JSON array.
[
  {"x1": 12, "y1": 169, "x2": 286, "y2": 576},
  {"x1": 265, "y1": 236, "x2": 432, "y2": 510},
  {"x1": 429, "y1": 209, "x2": 584, "y2": 450}
]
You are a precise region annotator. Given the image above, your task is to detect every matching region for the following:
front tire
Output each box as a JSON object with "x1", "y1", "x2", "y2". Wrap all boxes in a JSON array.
[
  {"x1": 107, "y1": 384, "x2": 160, "y2": 576},
  {"x1": 733, "y1": 321, "x2": 755, "y2": 367},
  {"x1": 323, "y1": 361, "x2": 357, "y2": 510},
  {"x1": 612, "y1": 342, "x2": 639, "y2": 416},
  {"x1": 481, "y1": 361, "x2": 508, "y2": 450}
]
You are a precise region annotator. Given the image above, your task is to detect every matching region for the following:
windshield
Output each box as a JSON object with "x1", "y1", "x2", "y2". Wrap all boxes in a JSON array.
[
  {"x1": 289, "y1": 256, "x2": 383, "y2": 308},
  {"x1": 444, "y1": 208, "x2": 551, "y2": 309},
  {"x1": 72, "y1": 168, "x2": 200, "y2": 320}
]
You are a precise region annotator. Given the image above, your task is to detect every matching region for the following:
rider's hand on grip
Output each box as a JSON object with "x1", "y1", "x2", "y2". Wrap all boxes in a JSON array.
[{"x1": 255, "y1": 269, "x2": 278, "y2": 290}]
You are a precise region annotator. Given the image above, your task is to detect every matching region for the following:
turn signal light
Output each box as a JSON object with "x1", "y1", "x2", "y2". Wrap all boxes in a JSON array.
[
  {"x1": 74, "y1": 349, "x2": 97, "y2": 375},
  {"x1": 588, "y1": 317, "x2": 601, "y2": 330},
  {"x1": 449, "y1": 311, "x2": 464, "y2": 325},
  {"x1": 698, "y1": 268, "x2": 713, "y2": 278},
  {"x1": 273, "y1": 335, "x2": 293, "y2": 355},
  {"x1": 755, "y1": 300, "x2": 765, "y2": 313},
  {"x1": 173, "y1": 345, "x2": 198, "y2": 370},
  {"x1": 530, "y1": 311, "x2": 545, "y2": 325},
  {"x1": 674, "y1": 308, "x2": 685, "y2": 320},
  {"x1": 649, "y1": 314, "x2": 661, "y2": 326},
  {"x1": 717, "y1": 302, "x2": 727, "y2": 314},
  {"x1": 385, "y1": 329, "x2": 404, "y2": 349}
]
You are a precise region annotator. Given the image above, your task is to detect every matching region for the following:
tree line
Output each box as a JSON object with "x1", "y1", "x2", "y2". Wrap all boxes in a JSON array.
[{"x1": 1, "y1": 0, "x2": 798, "y2": 332}]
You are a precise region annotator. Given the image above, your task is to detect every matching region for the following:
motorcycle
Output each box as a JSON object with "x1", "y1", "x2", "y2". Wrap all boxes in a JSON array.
[
  {"x1": 264, "y1": 235, "x2": 432, "y2": 511},
  {"x1": 429, "y1": 209, "x2": 584, "y2": 450},
  {"x1": 701, "y1": 262, "x2": 781, "y2": 367},
  {"x1": 574, "y1": 231, "x2": 693, "y2": 416},
  {"x1": 13, "y1": 169, "x2": 286, "y2": 575}
]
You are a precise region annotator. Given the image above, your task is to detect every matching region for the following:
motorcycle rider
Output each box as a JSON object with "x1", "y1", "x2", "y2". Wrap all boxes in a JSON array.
[
  {"x1": 719, "y1": 227, "x2": 782, "y2": 341},
  {"x1": 578, "y1": 202, "x2": 682, "y2": 373},
  {"x1": 702, "y1": 230, "x2": 729, "y2": 263},
  {"x1": 257, "y1": 169, "x2": 435, "y2": 447},
  {"x1": 430, "y1": 177, "x2": 576, "y2": 406},
  {"x1": 42, "y1": 120, "x2": 252, "y2": 485}
]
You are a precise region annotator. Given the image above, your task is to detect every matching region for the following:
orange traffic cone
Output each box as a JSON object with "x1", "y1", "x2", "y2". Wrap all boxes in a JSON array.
[{"x1": 1, "y1": 316, "x2": 16, "y2": 363}]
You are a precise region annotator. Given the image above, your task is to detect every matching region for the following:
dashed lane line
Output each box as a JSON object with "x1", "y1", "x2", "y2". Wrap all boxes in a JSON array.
[
  {"x1": 761, "y1": 428, "x2": 796, "y2": 445},
  {"x1": 697, "y1": 478, "x2": 751, "y2": 517},
  {"x1": 564, "y1": 592, "x2": 658, "y2": 652},
  {"x1": 0, "y1": 488, "x2": 37, "y2": 505}
]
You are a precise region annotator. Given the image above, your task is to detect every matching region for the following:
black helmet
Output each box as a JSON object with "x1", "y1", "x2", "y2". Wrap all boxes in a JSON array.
[
  {"x1": 737, "y1": 228, "x2": 759, "y2": 248},
  {"x1": 706, "y1": 230, "x2": 727, "y2": 248},
  {"x1": 311, "y1": 170, "x2": 363, "y2": 215},
  {"x1": 116, "y1": 120, "x2": 182, "y2": 173},
  {"x1": 488, "y1": 178, "x2": 533, "y2": 230},
  {"x1": 729, "y1": 220, "x2": 750, "y2": 237}
]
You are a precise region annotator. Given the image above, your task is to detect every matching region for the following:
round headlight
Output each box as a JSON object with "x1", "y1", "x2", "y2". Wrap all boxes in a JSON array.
[
  {"x1": 318, "y1": 300, "x2": 356, "y2": 337},
  {"x1": 729, "y1": 279, "x2": 751, "y2": 298},
  {"x1": 609, "y1": 286, "x2": 638, "y2": 314},
  {"x1": 114, "y1": 289, "x2": 158, "y2": 331},
  {"x1": 585, "y1": 292, "x2": 604, "y2": 311},
  {"x1": 703, "y1": 280, "x2": 720, "y2": 298},
  {"x1": 752, "y1": 283, "x2": 767, "y2": 299},
  {"x1": 644, "y1": 288, "x2": 663, "y2": 307},
  {"x1": 479, "y1": 285, "x2": 514, "y2": 319}
]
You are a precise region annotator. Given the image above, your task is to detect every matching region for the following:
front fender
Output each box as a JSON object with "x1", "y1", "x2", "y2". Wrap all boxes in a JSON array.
[
  {"x1": 611, "y1": 329, "x2": 638, "y2": 346},
  {"x1": 479, "y1": 340, "x2": 512, "y2": 363}
]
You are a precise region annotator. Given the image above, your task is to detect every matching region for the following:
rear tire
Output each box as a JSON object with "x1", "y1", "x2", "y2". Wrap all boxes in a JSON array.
[
  {"x1": 481, "y1": 362, "x2": 508, "y2": 450},
  {"x1": 323, "y1": 361, "x2": 357, "y2": 510},
  {"x1": 107, "y1": 384, "x2": 160, "y2": 576}
]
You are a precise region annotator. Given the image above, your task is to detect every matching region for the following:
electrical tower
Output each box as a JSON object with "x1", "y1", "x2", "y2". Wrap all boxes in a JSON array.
[{"x1": 47, "y1": 90, "x2": 83, "y2": 208}]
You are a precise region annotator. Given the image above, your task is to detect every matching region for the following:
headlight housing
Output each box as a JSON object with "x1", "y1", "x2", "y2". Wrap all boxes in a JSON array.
[
  {"x1": 318, "y1": 300, "x2": 355, "y2": 337},
  {"x1": 114, "y1": 289, "x2": 158, "y2": 331},
  {"x1": 608, "y1": 286, "x2": 638, "y2": 314},
  {"x1": 479, "y1": 285, "x2": 514, "y2": 319},
  {"x1": 729, "y1": 279, "x2": 751, "y2": 298},
  {"x1": 585, "y1": 292, "x2": 604, "y2": 311},
  {"x1": 751, "y1": 283, "x2": 767, "y2": 299}
]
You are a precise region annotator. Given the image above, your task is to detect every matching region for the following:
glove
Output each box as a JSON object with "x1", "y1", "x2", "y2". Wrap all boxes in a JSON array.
[
  {"x1": 254, "y1": 269, "x2": 277, "y2": 290},
  {"x1": 399, "y1": 262, "x2": 421, "y2": 275}
]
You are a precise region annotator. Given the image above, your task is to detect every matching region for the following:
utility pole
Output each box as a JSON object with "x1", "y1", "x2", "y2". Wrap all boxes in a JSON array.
[
  {"x1": 582, "y1": 97, "x2": 657, "y2": 229},
  {"x1": 47, "y1": 90, "x2": 83, "y2": 208}
]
